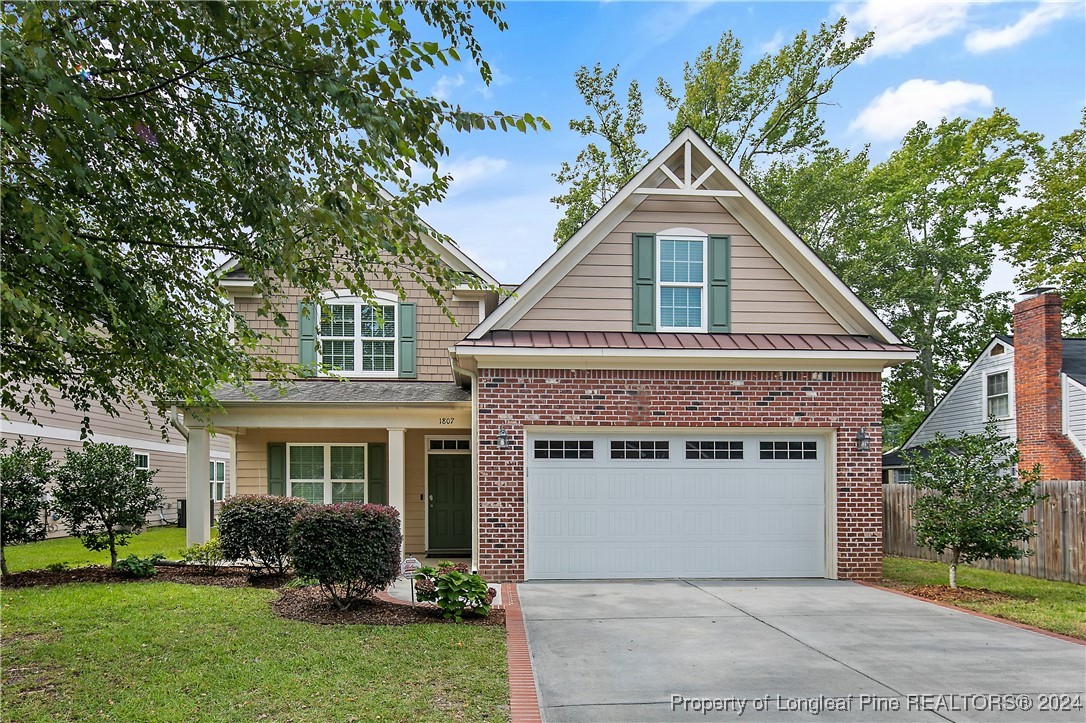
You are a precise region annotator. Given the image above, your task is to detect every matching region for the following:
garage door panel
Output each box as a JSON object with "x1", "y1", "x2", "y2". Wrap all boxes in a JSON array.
[{"x1": 526, "y1": 433, "x2": 827, "y2": 580}]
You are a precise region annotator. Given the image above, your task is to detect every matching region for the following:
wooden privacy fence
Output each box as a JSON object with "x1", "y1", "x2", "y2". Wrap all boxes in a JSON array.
[{"x1": 883, "y1": 481, "x2": 1086, "y2": 585}]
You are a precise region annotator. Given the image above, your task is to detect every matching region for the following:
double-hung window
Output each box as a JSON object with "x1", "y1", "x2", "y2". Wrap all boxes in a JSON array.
[
  {"x1": 319, "y1": 298, "x2": 397, "y2": 376},
  {"x1": 287, "y1": 444, "x2": 367, "y2": 504},
  {"x1": 209, "y1": 461, "x2": 226, "y2": 501},
  {"x1": 657, "y1": 236, "x2": 706, "y2": 331},
  {"x1": 133, "y1": 452, "x2": 150, "y2": 471},
  {"x1": 985, "y1": 371, "x2": 1010, "y2": 419}
]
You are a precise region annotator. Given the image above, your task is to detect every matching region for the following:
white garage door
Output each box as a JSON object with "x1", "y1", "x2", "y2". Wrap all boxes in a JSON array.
[{"x1": 525, "y1": 433, "x2": 827, "y2": 580}]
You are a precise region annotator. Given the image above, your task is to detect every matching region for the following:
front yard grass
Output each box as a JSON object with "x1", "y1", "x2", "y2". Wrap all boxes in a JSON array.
[
  {"x1": 882, "y1": 556, "x2": 1086, "y2": 640},
  {"x1": 4, "y1": 526, "x2": 193, "y2": 572},
  {"x1": 1, "y1": 582, "x2": 509, "y2": 722}
]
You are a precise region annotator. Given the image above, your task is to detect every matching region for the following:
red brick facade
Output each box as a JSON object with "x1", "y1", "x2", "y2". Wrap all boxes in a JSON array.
[
  {"x1": 1012, "y1": 293, "x2": 1086, "y2": 480},
  {"x1": 475, "y1": 368, "x2": 884, "y2": 582}
]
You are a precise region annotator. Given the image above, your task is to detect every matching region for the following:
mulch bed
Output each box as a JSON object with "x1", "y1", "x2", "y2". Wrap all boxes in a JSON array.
[
  {"x1": 882, "y1": 581, "x2": 1019, "y2": 605},
  {"x1": 272, "y1": 586, "x2": 505, "y2": 627},
  {"x1": 1, "y1": 564, "x2": 275, "y2": 590}
]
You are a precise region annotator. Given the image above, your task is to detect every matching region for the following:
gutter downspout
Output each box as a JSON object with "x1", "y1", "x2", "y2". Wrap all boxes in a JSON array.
[
  {"x1": 450, "y1": 350, "x2": 481, "y2": 575},
  {"x1": 169, "y1": 405, "x2": 190, "y2": 441}
]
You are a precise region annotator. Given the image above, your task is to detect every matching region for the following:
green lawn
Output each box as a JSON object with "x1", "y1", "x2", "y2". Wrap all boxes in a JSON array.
[
  {"x1": 883, "y1": 556, "x2": 1086, "y2": 639},
  {"x1": 1, "y1": 582, "x2": 509, "y2": 722},
  {"x1": 3, "y1": 526, "x2": 199, "y2": 572}
]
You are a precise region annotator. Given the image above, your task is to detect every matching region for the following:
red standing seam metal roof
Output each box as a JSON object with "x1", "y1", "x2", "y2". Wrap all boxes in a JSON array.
[{"x1": 458, "y1": 330, "x2": 913, "y2": 354}]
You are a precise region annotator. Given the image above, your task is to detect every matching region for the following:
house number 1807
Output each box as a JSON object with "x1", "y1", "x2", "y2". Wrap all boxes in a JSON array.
[{"x1": 439, "y1": 417, "x2": 455, "y2": 425}]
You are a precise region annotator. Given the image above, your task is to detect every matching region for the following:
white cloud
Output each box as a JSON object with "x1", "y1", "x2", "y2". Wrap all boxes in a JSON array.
[
  {"x1": 758, "y1": 29, "x2": 786, "y2": 54},
  {"x1": 442, "y1": 156, "x2": 509, "y2": 194},
  {"x1": 849, "y1": 79, "x2": 994, "y2": 141},
  {"x1": 642, "y1": 1, "x2": 713, "y2": 45},
  {"x1": 431, "y1": 73, "x2": 465, "y2": 101},
  {"x1": 835, "y1": 0, "x2": 974, "y2": 60},
  {"x1": 965, "y1": 1, "x2": 1072, "y2": 53},
  {"x1": 477, "y1": 65, "x2": 512, "y2": 100}
]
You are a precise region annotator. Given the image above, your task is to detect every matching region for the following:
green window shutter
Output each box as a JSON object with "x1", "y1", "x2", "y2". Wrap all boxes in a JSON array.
[
  {"x1": 368, "y1": 443, "x2": 387, "y2": 504},
  {"x1": 267, "y1": 443, "x2": 286, "y2": 496},
  {"x1": 298, "y1": 301, "x2": 318, "y2": 376},
  {"x1": 708, "y1": 234, "x2": 731, "y2": 333},
  {"x1": 632, "y1": 233, "x2": 656, "y2": 332},
  {"x1": 398, "y1": 303, "x2": 417, "y2": 379}
]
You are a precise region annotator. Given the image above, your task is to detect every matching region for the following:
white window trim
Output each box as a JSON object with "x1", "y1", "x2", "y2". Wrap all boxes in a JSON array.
[
  {"x1": 983, "y1": 369, "x2": 1013, "y2": 421},
  {"x1": 286, "y1": 443, "x2": 368, "y2": 504},
  {"x1": 656, "y1": 232, "x2": 708, "y2": 333},
  {"x1": 210, "y1": 460, "x2": 227, "y2": 502},
  {"x1": 133, "y1": 452, "x2": 150, "y2": 470},
  {"x1": 319, "y1": 290, "x2": 399, "y2": 378}
]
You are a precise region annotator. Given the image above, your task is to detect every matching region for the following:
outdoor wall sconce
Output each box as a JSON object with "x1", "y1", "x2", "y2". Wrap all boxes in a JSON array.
[
  {"x1": 855, "y1": 426, "x2": 871, "y2": 452},
  {"x1": 496, "y1": 427, "x2": 510, "y2": 449}
]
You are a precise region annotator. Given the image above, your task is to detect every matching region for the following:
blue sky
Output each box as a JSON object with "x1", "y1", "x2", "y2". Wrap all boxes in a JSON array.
[{"x1": 415, "y1": 1, "x2": 1085, "y2": 287}]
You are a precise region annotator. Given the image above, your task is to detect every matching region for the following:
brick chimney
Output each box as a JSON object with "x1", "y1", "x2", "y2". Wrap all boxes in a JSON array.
[{"x1": 1012, "y1": 289, "x2": 1084, "y2": 480}]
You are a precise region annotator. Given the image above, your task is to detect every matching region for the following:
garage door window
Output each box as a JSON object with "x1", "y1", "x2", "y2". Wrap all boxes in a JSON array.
[
  {"x1": 611, "y1": 441, "x2": 669, "y2": 459},
  {"x1": 534, "y1": 440, "x2": 594, "y2": 459},
  {"x1": 686, "y1": 441, "x2": 743, "y2": 460},
  {"x1": 759, "y1": 441, "x2": 817, "y2": 460}
]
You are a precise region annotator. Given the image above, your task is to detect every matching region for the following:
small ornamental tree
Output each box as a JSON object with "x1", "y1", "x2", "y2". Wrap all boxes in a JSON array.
[
  {"x1": 290, "y1": 504, "x2": 402, "y2": 610},
  {"x1": 904, "y1": 422, "x2": 1044, "y2": 588},
  {"x1": 218, "y1": 495, "x2": 310, "y2": 575},
  {"x1": 0, "y1": 437, "x2": 53, "y2": 575},
  {"x1": 52, "y1": 443, "x2": 164, "y2": 568}
]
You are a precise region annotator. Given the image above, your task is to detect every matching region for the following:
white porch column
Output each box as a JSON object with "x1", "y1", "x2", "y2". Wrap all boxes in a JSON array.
[
  {"x1": 386, "y1": 428, "x2": 406, "y2": 555},
  {"x1": 186, "y1": 426, "x2": 212, "y2": 546}
]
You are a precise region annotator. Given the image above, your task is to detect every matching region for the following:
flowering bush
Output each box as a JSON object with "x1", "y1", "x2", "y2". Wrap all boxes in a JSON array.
[
  {"x1": 414, "y1": 561, "x2": 496, "y2": 622},
  {"x1": 218, "y1": 495, "x2": 309, "y2": 574},
  {"x1": 289, "y1": 503, "x2": 402, "y2": 610}
]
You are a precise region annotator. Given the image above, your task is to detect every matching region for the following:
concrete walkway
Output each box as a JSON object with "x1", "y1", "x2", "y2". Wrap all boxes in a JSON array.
[{"x1": 518, "y1": 579, "x2": 1085, "y2": 722}]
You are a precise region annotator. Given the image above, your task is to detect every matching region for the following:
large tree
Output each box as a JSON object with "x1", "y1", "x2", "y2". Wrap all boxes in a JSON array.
[
  {"x1": 2, "y1": 1, "x2": 544, "y2": 432},
  {"x1": 656, "y1": 17, "x2": 871, "y2": 179},
  {"x1": 852, "y1": 110, "x2": 1042, "y2": 433},
  {"x1": 550, "y1": 63, "x2": 647, "y2": 245},
  {"x1": 997, "y1": 109, "x2": 1086, "y2": 334},
  {"x1": 550, "y1": 19, "x2": 870, "y2": 245}
]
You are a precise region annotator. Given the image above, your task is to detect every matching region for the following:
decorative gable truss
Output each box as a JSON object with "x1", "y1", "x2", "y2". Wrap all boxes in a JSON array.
[{"x1": 469, "y1": 127, "x2": 901, "y2": 345}]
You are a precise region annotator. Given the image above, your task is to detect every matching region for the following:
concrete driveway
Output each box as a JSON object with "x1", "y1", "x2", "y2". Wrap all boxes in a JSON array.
[{"x1": 518, "y1": 580, "x2": 1086, "y2": 722}]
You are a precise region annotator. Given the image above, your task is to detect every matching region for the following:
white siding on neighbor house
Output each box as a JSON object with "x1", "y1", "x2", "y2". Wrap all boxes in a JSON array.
[
  {"x1": 1065, "y1": 375, "x2": 1086, "y2": 454},
  {"x1": 908, "y1": 341, "x2": 1017, "y2": 447}
]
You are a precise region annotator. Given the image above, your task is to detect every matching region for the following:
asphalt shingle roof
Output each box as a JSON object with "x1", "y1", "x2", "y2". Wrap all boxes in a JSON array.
[
  {"x1": 212, "y1": 380, "x2": 470, "y2": 404},
  {"x1": 996, "y1": 334, "x2": 1086, "y2": 386}
]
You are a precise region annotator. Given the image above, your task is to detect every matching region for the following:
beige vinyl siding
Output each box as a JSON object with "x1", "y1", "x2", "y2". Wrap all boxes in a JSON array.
[
  {"x1": 512, "y1": 195, "x2": 846, "y2": 334},
  {"x1": 233, "y1": 428, "x2": 444, "y2": 555},
  {"x1": 232, "y1": 264, "x2": 477, "y2": 382},
  {"x1": 2, "y1": 388, "x2": 232, "y2": 536}
]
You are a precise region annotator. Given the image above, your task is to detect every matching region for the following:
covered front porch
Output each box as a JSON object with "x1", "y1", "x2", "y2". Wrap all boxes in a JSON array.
[{"x1": 182, "y1": 381, "x2": 475, "y2": 564}]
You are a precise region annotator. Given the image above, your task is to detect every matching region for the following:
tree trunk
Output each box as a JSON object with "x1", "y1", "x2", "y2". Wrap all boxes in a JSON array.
[
  {"x1": 948, "y1": 548, "x2": 960, "y2": 589},
  {"x1": 1, "y1": 545, "x2": 8, "y2": 576},
  {"x1": 109, "y1": 532, "x2": 118, "y2": 569}
]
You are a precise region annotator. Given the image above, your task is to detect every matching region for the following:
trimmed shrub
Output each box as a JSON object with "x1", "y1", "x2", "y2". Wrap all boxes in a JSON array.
[
  {"x1": 290, "y1": 503, "x2": 402, "y2": 610},
  {"x1": 52, "y1": 442, "x2": 165, "y2": 568},
  {"x1": 0, "y1": 437, "x2": 52, "y2": 576},
  {"x1": 218, "y1": 495, "x2": 309, "y2": 575},
  {"x1": 414, "y1": 561, "x2": 496, "y2": 622}
]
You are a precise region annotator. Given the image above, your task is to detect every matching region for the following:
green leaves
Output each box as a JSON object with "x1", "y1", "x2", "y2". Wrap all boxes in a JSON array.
[
  {"x1": 905, "y1": 422, "x2": 1045, "y2": 582},
  {"x1": 994, "y1": 109, "x2": 1086, "y2": 335},
  {"x1": 657, "y1": 17, "x2": 872, "y2": 178},
  {"x1": 1, "y1": 1, "x2": 545, "y2": 431}
]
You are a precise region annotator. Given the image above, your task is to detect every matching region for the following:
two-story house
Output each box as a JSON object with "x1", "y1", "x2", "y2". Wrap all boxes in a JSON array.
[
  {"x1": 180, "y1": 128, "x2": 914, "y2": 582},
  {"x1": 2, "y1": 391, "x2": 233, "y2": 535},
  {"x1": 884, "y1": 288, "x2": 1086, "y2": 484}
]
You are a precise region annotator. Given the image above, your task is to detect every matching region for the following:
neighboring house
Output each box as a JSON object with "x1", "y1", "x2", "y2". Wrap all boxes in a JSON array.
[
  {"x1": 181, "y1": 128, "x2": 914, "y2": 582},
  {"x1": 884, "y1": 289, "x2": 1086, "y2": 483},
  {"x1": 1, "y1": 391, "x2": 233, "y2": 535}
]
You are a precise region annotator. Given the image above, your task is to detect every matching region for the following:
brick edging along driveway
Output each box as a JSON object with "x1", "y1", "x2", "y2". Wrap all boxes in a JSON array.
[{"x1": 502, "y1": 583, "x2": 543, "y2": 723}]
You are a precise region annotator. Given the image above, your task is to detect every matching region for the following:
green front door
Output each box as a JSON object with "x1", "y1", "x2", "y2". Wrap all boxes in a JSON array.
[{"x1": 428, "y1": 454, "x2": 471, "y2": 551}]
